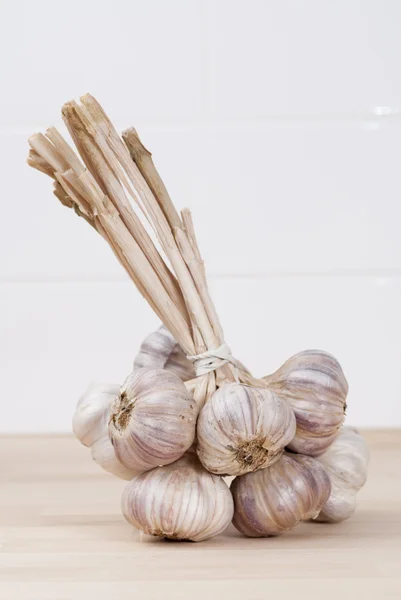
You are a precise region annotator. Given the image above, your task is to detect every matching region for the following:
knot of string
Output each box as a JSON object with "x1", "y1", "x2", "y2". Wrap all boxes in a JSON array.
[{"x1": 187, "y1": 343, "x2": 241, "y2": 377}]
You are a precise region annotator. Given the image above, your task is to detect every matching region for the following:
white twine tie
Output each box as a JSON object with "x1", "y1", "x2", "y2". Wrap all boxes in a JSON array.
[{"x1": 187, "y1": 343, "x2": 241, "y2": 377}]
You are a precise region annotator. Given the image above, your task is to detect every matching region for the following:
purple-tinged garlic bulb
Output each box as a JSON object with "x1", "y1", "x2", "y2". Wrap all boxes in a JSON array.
[
  {"x1": 264, "y1": 350, "x2": 348, "y2": 456},
  {"x1": 109, "y1": 369, "x2": 197, "y2": 473},
  {"x1": 134, "y1": 325, "x2": 195, "y2": 382},
  {"x1": 121, "y1": 454, "x2": 234, "y2": 542},
  {"x1": 315, "y1": 427, "x2": 369, "y2": 523},
  {"x1": 196, "y1": 383, "x2": 296, "y2": 476},
  {"x1": 231, "y1": 452, "x2": 331, "y2": 537}
]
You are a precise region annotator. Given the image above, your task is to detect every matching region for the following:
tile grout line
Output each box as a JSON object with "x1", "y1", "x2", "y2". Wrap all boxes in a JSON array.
[
  {"x1": 2, "y1": 116, "x2": 401, "y2": 137},
  {"x1": 1, "y1": 271, "x2": 401, "y2": 287}
]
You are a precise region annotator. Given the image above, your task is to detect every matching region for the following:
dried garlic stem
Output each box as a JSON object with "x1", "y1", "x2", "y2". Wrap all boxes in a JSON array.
[
  {"x1": 122, "y1": 129, "x2": 211, "y2": 357},
  {"x1": 180, "y1": 209, "x2": 204, "y2": 271},
  {"x1": 122, "y1": 127, "x2": 182, "y2": 230},
  {"x1": 80, "y1": 95, "x2": 218, "y2": 351},
  {"x1": 28, "y1": 131, "x2": 194, "y2": 353},
  {"x1": 60, "y1": 102, "x2": 186, "y2": 320},
  {"x1": 123, "y1": 128, "x2": 225, "y2": 348}
]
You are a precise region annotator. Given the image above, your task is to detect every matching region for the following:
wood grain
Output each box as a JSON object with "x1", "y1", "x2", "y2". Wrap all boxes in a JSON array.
[{"x1": 0, "y1": 431, "x2": 400, "y2": 599}]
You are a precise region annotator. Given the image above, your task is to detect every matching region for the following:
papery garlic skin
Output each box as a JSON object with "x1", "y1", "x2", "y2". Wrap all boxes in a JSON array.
[
  {"x1": 264, "y1": 350, "x2": 348, "y2": 456},
  {"x1": 231, "y1": 452, "x2": 331, "y2": 537},
  {"x1": 121, "y1": 454, "x2": 234, "y2": 541},
  {"x1": 196, "y1": 383, "x2": 296, "y2": 476},
  {"x1": 134, "y1": 325, "x2": 195, "y2": 382},
  {"x1": 315, "y1": 427, "x2": 369, "y2": 523},
  {"x1": 109, "y1": 368, "x2": 197, "y2": 473},
  {"x1": 72, "y1": 382, "x2": 119, "y2": 447},
  {"x1": 91, "y1": 435, "x2": 139, "y2": 480}
]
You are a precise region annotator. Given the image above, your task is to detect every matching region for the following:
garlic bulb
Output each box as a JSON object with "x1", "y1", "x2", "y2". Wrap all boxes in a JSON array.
[
  {"x1": 315, "y1": 427, "x2": 369, "y2": 523},
  {"x1": 121, "y1": 454, "x2": 234, "y2": 541},
  {"x1": 72, "y1": 382, "x2": 137, "y2": 480},
  {"x1": 264, "y1": 350, "x2": 348, "y2": 456},
  {"x1": 196, "y1": 383, "x2": 296, "y2": 476},
  {"x1": 231, "y1": 452, "x2": 331, "y2": 537},
  {"x1": 109, "y1": 368, "x2": 197, "y2": 473},
  {"x1": 72, "y1": 382, "x2": 119, "y2": 447},
  {"x1": 134, "y1": 325, "x2": 195, "y2": 382},
  {"x1": 91, "y1": 435, "x2": 139, "y2": 480}
]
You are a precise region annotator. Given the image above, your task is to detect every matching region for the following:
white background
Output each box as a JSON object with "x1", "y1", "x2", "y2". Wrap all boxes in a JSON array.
[{"x1": 1, "y1": 0, "x2": 400, "y2": 432}]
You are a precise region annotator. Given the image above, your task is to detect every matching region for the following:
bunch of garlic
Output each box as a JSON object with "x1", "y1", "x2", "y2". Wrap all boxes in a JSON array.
[{"x1": 31, "y1": 94, "x2": 367, "y2": 545}]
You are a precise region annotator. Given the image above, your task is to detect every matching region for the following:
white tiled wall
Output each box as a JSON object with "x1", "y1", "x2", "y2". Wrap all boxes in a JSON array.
[{"x1": 1, "y1": 0, "x2": 400, "y2": 432}]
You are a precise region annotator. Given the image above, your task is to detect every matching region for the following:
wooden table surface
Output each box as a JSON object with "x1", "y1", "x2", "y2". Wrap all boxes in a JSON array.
[{"x1": 0, "y1": 431, "x2": 400, "y2": 600}]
